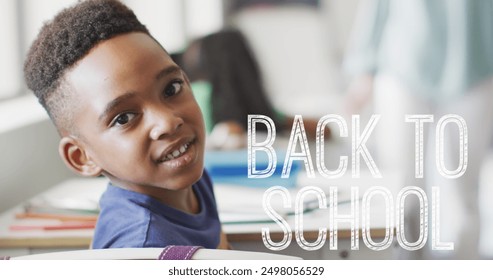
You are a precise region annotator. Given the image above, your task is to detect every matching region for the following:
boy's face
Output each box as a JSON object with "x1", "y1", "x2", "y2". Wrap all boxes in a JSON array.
[{"x1": 64, "y1": 32, "x2": 205, "y2": 193}]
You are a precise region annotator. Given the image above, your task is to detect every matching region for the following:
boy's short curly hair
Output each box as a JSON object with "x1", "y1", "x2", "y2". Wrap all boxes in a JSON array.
[{"x1": 24, "y1": 0, "x2": 150, "y2": 134}]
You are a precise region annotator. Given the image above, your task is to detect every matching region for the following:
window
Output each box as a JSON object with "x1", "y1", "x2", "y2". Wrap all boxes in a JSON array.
[
  {"x1": 0, "y1": 0, "x2": 223, "y2": 100},
  {"x1": 0, "y1": 0, "x2": 22, "y2": 99},
  {"x1": 125, "y1": 0, "x2": 223, "y2": 52}
]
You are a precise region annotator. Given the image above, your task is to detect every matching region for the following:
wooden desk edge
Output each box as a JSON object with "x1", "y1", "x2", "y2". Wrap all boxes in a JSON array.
[
  {"x1": 0, "y1": 237, "x2": 92, "y2": 249},
  {"x1": 0, "y1": 229, "x2": 389, "y2": 248},
  {"x1": 226, "y1": 228, "x2": 389, "y2": 243}
]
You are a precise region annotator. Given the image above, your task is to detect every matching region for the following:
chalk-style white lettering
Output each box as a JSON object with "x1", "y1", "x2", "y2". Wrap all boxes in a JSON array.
[
  {"x1": 352, "y1": 115, "x2": 381, "y2": 178},
  {"x1": 248, "y1": 115, "x2": 277, "y2": 178},
  {"x1": 329, "y1": 187, "x2": 359, "y2": 250},
  {"x1": 396, "y1": 187, "x2": 428, "y2": 250},
  {"x1": 295, "y1": 186, "x2": 327, "y2": 251},
  {"x1": 406, "y1": 115, "x2": 434, "y2": 178},
  {"x1": 431, "y1": 186, "x2": 454, "y2": 250},
  {"x1": 262, "y1": 186, "x2": 292, "y2": 250},
  {"x1": 362, "y1": 186, "x2": 394, "y2": 251},
  {"x1": 282, "y1": 115, "x2": 315, "y2": 178},
  {"x1": 316, "y1": 115, "x2": 348, "y2": 178},
  {"x1": 436, "y1": 114, "x2": 468, "y2": 178}
]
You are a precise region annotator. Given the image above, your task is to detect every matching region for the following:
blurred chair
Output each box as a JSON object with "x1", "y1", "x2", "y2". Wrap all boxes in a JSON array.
[{"x1": 6, "y1": 246, "x2": 301, "y2": 260}]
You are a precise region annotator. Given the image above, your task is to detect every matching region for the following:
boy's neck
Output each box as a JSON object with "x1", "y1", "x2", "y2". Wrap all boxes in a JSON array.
[
  {"x1": 153, "y1": 186, "x2": 199, "y2": 214},
  {"x1": 110, "y1": 180, "x2": 200, "y2": 214}
]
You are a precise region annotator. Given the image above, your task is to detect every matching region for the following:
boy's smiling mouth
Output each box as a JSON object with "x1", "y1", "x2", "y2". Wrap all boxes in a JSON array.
[{"x1": 157, "y1": 138, "x2": 195, "y2": 164}]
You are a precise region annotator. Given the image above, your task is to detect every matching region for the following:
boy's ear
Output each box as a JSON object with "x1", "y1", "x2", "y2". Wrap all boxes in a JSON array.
[{"x1": 59, "y1": 136, "x2": 102, "y2": 177}]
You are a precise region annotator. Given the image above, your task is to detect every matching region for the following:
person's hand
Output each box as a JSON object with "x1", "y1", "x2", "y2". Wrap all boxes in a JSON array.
[
  {"x1": 207, "y1": 121, "x2": 246, "y2": 150},
  {"x1": 302, "y1": 117, "x2": 331, "y2": 140},
  {"x1": 284, "y1": 116, "x2": 331, "y2": 140},
  {"x1": 344, "y1": 74, "x2": 375, "y2": 115}
]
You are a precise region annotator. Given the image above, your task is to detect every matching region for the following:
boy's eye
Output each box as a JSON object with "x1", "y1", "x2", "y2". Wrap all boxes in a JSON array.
[
  {"x1": 164, "y1": 80, "x2": 184, "y2": 97},
  {"x1": 111, "y1": 112, "x2": 136, "y2": 127}
]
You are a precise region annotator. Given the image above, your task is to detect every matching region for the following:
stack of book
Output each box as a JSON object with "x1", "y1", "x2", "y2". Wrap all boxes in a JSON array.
[{"x1": 11, "y1": 197, "x2": 99, "y2": 231}]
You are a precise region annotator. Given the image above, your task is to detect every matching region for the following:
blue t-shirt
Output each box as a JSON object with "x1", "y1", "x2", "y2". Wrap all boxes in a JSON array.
[{"x1": 92, "y1": 171, "x2": 221, "y2": 249}]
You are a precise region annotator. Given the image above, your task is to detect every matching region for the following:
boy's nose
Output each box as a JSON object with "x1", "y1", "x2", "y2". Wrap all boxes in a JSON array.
[{"x1": 148, "y1": 108, "x2": 184, "y2": 140}]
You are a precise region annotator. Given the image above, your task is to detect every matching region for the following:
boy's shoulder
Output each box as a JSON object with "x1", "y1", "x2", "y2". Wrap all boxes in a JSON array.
[
  {"x1": 92, "y1": 184, "x2": 151, "y2": 248},
  {"x1": 93, "y1": 173, "x2": 219, "y2": 249}
]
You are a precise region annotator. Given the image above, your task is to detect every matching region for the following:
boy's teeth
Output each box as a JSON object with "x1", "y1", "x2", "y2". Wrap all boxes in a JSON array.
[
  {"x1": 172, "y1": 150, "x2": 180, "y2": 157},
  {"x1": 162, "y1": 143, "x2": 190, "y2": 162}
]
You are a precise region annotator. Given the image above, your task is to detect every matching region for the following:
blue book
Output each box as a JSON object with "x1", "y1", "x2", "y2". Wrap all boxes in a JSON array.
[{"x1": 204, "y1": 149, "x2": 301, "y2": 188}]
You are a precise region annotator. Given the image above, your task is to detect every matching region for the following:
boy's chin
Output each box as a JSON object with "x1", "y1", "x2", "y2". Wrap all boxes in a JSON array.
[{"x1": 163, "y1": 168, "x2": 204, "y2": 190}]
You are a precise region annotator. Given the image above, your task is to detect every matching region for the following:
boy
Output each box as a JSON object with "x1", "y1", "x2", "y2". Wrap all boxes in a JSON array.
[{"x1": 24, "y1": 0, "x2": 229, "y2": 249}]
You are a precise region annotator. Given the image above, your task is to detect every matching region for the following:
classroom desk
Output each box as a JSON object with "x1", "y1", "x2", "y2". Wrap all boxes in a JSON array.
[
  {"x1": 0, "y1": 166, "x2": 403, "y2": 259},
  {"x1": 216, "y1": 170, "x2": 403, "y2": 259},
  {"x1": 0, "y1": 178, "x2": 104, "y2": 252}
]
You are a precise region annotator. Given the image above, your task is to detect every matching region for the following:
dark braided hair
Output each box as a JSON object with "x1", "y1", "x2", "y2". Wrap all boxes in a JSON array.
[
  {"x1": 24, "y1": 0, "x2": 150, "y2": 133},
  {"x1": 182, "y1": 29, "x2": 284, "y2": 131}
]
